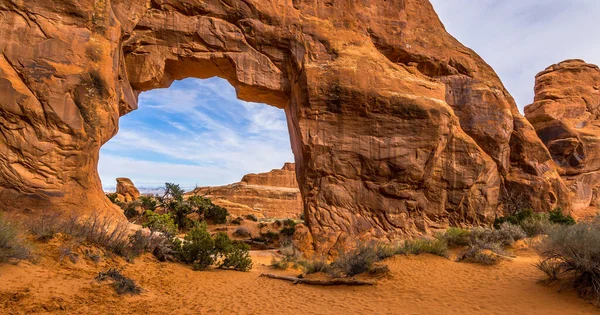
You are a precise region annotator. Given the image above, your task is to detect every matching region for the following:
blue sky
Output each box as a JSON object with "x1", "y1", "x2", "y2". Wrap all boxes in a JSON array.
[
  {"x1": 99, "y1": 78, "x2": 293, "y2": 190},
  {"x1": 99, "y1": 1, "x2": 600, "y2": 190}
]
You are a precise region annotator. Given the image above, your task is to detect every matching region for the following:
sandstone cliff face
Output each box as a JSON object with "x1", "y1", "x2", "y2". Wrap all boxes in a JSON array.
[
  {"x1": 0, "y1": 0, "x2": 571, "y2": 253},
  {"x1": 188, "y1": 163, "x2": 302, "y2": 219},
  {"x1": 525, "y1": 60, "x2": 600, "y2": 216},
  {"x1": 115, "y1": 177, "x2": 140, "y2": 203}
]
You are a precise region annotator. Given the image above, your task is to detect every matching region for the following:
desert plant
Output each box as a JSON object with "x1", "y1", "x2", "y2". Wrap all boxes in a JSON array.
[
  {"x1": 179, "y1": 222, "x2": 215, "y2": 270},
  {"x1": 205, "y1": 204, "x2": 228, "y2": 224},
  {"x1": 375, "y1": 243, "x2": 396, "y2": 260},
  {"x1": 456, "y1": 247, "x2": 499, "y2": 266},
  {"x1": 220, "y1": 242, "x2": 252, "y2": 271},
  {"x1": 96, "y1": 268, "x2": 141, "y2": 295},
  {"x1": 438, "y1": 227, "x2": 471, "y2": 247},
  {"x1": 535, "y1": 258, "x2": 562, "y2": 282},
  {"x1": 231, "y1": 217, "x2": 243, "y2": 225},
  {"x1": 245, "y1": 214, "x2": 258, "y2": 222},
  {"x1": 0, "y1": 216, "x2": 31, "y2": 263},
  {"x1": 398, "y1": 238, "x2": 449, "y2": 257},
  {"x1": 27, "y1": 211, "x2": 61, "y2": 241},
  {"x1": 298, "y1": 258, "x2": 332, "y2": 275},
  {"x1": 163, "y1": 182, "x2": 185, "y2": 202},
  {"x1": 60, "y1": 214, "x2": 131, "y2": 256},
  {"x1": 331, "y1": 243, "x2": 378, "y2": 277},
  {"x1": 535, "y1": 222, "x2": 600, "y2": 304},
  {"x1": 233, "y1": 226, "x2": 251, "y2": 238},
  {"x1": 143, "y1": 211, "x2": 178, "y2": 236},
  {"x1": 139, "y1": 196, "x2": 157, "y2": 211},
  {"x1": 520, "y1": 214, "x2": 553, "y2": 236},
  {"x1": 548, "y1": 208, "x2": 576, "y2": 226}
]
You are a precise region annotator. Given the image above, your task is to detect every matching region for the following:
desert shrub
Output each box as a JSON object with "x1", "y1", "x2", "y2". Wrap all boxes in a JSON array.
[
  {"x1": 58, "y1": 242, "x2": 80, "y2": 264},
  {"x1": 168, "y1": 201, "x2": 194, "y2": 231},
  {"x1": 535, "y1": 223, "x2": 600, "y2": 304},
  {"x1": 0, "y1": 215, "x2": 31, "y2": 263},
  {"x1": 27, "y1": 211, "x2": 61, "y2": 241},
  {"x1": 257, "y1": 223, "x2": 267, "y2": 230},
  {"x1": 273, "y1": 220, "x2": 283, "y2": 228},
  {"x1": 231, "y1": 217, "x2": 243, "y2": 225},
  {"x1": 494, "y1": 208, "x2": 534, "y2": 229},
  {"x1": 438, "y1": 227, "x2": 471, "y2": 247},
  {"x1": 331, "y1": 243, "x2": 378, "y2": 277},
  {"x1": 106, "y1": 193, "x2": 119, "y2": 204},
  {"x1": 143, "y1": 211, "x2": 178, "y2": 236},
  {"x1": 271, "y1": 257, "x2": 290, "y2": 270},
  {"x1": 128, "y1": 230, "x2": 174, "y2": 259},
  {"x1": 548, "y1": 208, "x2": 576, "y2": 226},
  {"x1": 470, "y1": 223, "x2": 525, "y2": 247},
  {"x1": 96, "y1": 268, "x2": 141, "y2": 295},
  {"x1": 233, "y1": 226, "x2": 251, "y2": 238},
  {"x1": 179, "y1": 222, "x2": 215, "y2": 270},
  {"x1": 187, "y1": 195, "x2": 212, "y2": 216},
  {"x1": 123, "y1": 200, "x2": 142, "y2": 220},
  {"x1": 535, "y1": 258, "x2": 562, "y2": 282},
  {"x1": 259, "y1": 231, "x2": 278, "y2": 241},
  {"x1": 457, "y1": 247, "x2": 499, "y2": 266},
  {"x1": 298, "y1": 258, "x2": 332, "y2": 275},
  {"x1": 220, "y1": 242, "x2": 252, "y2": 271},
  {"x1": 375, "y1": 243, "x2": 396, "y2": 260},
  {"x1": 398, "y1": 238, "x2": 449, "y2": 257},
  {"x1": 279, "y1": 226, "x2": 296, "y2": 237},
  {"x1": 245, "y1": 214, "x2": 258, "y2": 222},
  {"x1": 205, "y1": 204, "x2": 228, "y2": 224},
  {"x1": 60, "y1": 214, "x2": 131, "y2": 256},
  {"x1": 139, "y1": 196, "x2": 157, "y2": 211},
  {"x1": 520, "y1": 214, "x2": 553, "y2": 236}
]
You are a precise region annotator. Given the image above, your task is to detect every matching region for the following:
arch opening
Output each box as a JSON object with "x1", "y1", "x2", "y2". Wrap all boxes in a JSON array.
[{"x1": 99, "y1": 77, "x2": 302, "y2": 219}]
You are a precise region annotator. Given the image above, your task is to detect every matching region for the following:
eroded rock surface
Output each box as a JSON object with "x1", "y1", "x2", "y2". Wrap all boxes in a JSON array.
[
  {"x1": 0, "y1": 0, "x2": 572, "y2": 253},
  {"x1": 188, "y1": 163, "x2": 302, "y2": 219},
  {"x1": 525, "y1": 60, "x2": 600, "y2": 216},
  {"x1": 116, "y1": 177, "x2": 140, "y2": 203}
]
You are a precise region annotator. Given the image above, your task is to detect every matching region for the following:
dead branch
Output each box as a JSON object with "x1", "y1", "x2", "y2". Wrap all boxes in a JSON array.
[{"x1": 259, "y1": 273, "x2": 375, "y2": 286}]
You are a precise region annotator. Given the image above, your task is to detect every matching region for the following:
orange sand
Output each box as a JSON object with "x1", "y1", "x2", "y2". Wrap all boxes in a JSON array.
[{"x1": 0, "y1": 240, "x2": 597, "y2": 314}]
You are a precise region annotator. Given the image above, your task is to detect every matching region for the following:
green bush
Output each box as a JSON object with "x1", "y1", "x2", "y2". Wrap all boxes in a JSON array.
[
  {"x1": 231, "y1": 217, "x2": 243, "y2": 225},
  {"x1": 123, "y1": 201, "x2": 142, "y2": 220},
  {"x1": 298, "y1": 258, "x2": 332, "y2": 275},
  {"x1": 143, "y1": 211, "x2": 178, "y2": 236},
  {"x1": 457, "y1": 247, "x2": 499, "y2": 266},
  {"x1": 0, "y1": 215, "x2": 31, "y2": 263},
  {"x1": 179, "y1": 222, "x2": 215, "y2": 270},
  {"x1": 187, "y1": 195, "x2": 212, "y2": 216},
  {"x1": 494, "y1": 208, "x2": 534, "y2": 229},
  {"x1": 398, "y1": 238, "x2": 449, "y2": 257},
  {"x1": 139, "y1": 196, "x2": 157, "y2": 211},
  {"x1": 520, "y1": 214, "x2": 553, "y2": 236},
  {"x1": 548, "y1": 208, "x2": 576, "y2": 226},
  {"x1": 220, "y1": 242, "x2": 252, "y2": 271},
  {"x1": 245, "y1": 214, "x2": 258, "y2": 222},
  {"x1": 205, "y1": 205, "x2": 228, "y2": 224},
  {"x1": 438, "y1": 227, "x2": 471, "y2": 247},
  {"x1": 233, "y1": 226, "x2": 251, "y2": 238}
]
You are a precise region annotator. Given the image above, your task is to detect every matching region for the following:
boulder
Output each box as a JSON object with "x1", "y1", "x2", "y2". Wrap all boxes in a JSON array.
[
  {"x1": 115, "y1": 177, "x2": 140, "y2": 203},
  {"x1": 525, "y1": 60, "x2": 600, "y2": 217}
]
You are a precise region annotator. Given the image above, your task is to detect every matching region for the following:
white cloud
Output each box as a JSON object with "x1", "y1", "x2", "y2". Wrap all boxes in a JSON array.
[
  {"x1": 99, "y1": 77, "x2": 294, "y2": 189},
  {"x1": 430, "y1": 0, "x2": 600, "y2": 110}
]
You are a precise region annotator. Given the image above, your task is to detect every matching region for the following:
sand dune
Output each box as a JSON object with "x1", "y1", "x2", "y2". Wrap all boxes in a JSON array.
[{"x1": 0, "y1": 239, "x2": 597, "y2": 314}]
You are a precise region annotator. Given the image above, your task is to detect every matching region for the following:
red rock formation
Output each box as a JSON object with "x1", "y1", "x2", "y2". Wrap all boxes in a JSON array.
[
  {"x1": 0, "y1": 0, "x2": 571, "y2": 253},
  {"x1": 188, "y1": 163, "x2": 302, "y2": 219},
  {"x1": 116, "y1": 177, "x2": 140, "y2": 203},
  {"x1": 525, "y1": 60, "x2": 600, "y2": 216}
]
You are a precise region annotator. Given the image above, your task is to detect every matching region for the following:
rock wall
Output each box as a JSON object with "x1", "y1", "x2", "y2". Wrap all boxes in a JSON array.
[
  {"x1": 0, "y1": 0, "x2": 572, "y2": 253},
  {"x1": 525, "y1": 60, "x2": 600, "y2": 217},
  {"x1": 188, "y1": 163, "x2": 301, "y2": 219}
]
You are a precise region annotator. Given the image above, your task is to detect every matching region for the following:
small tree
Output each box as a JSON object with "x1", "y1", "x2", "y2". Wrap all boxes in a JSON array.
[{"x1": 179, "y1": 222, "x2": 215, "y2": 270}]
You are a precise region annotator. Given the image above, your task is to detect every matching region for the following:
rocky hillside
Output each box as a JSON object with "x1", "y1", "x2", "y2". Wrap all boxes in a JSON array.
[{"x1": 187, "y1": 163, "x2": 302, "y2": 219}]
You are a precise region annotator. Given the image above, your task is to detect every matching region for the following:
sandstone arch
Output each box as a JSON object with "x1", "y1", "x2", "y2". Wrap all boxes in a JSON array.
[{"x1": 0, "y1": 0, "x2": 569, "y2": 253}]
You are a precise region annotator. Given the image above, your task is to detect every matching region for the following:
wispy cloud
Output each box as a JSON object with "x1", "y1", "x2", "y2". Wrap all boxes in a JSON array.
[
  {"x1": 430, "y1": 0, "x2": 600, "y2": 110},
  {"x1": 99, "y1": 77, "x2": 293, "y2": 189}
]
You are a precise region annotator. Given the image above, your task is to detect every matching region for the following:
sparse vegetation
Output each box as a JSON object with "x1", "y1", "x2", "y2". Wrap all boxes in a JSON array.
[
  {"x1": 0, "y1": 215, "x2": 31, "y2": 263},
  {"x1": 96, "y1": 268, "x2": 141, "y2": 295},
  {"x1": 245, "y1": 214, "x2": 258, "y2": 222},
  {"x1": 175, "y1": 222, "x2": 252, "y2": 271},
  {"x1": 535, "y1": 222, "x2": 600, "y2": 305},
  {"x1": 438, "y1": 227, "x2": 470, "y2": 247},
  {"x1": 457, "y1": 248, "x2": 499, "y2": 266},
  {"x1": 233, "y1": 226, "x2": 251, "y2": 238},
  {"x1": 231, "y1": 217, "x2": 243, "y2": 225},
  {"x1": 143, "y1": 211, "x2": 178, "y2": 236},
  {"x1": 548, "y1": 208, "x2": 576, "y2": 226}
]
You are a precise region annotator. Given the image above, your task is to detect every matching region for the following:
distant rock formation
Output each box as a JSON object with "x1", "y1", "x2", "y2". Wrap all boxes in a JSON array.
[
  {"x1": 187, "y1": 164, "x2": 302, "y2": 219},
  {"x1": 525, "y1": 60, "x2": 600, "y2": 217},
  {"x1": 116, "y1": 178, "x2": 140, "y2": 203}
]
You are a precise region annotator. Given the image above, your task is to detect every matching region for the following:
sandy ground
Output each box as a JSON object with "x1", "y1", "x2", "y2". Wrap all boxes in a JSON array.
[{"x1": 0, "y1": 239, "x2": 598, "y2": 314}]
